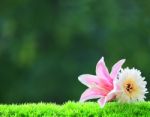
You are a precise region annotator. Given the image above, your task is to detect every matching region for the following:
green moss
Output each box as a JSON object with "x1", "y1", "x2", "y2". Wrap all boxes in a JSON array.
[{"x1": 0, "y1": 101, "x2": 150, "y2": 117}]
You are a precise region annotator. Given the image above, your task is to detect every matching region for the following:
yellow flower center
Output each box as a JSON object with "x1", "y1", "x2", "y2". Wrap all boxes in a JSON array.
[{"x1": 123, "y1": 78, "x2": 139, "y2": 98}]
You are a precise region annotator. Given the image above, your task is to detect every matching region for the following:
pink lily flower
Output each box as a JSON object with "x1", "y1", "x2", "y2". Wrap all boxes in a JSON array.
[{"x1": 78, "y1": 57, "x2": 125, "y2": 108}]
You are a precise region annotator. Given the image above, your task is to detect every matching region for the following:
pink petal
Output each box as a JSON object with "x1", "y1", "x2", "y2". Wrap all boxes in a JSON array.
[
  {"x1": 96, "y1": 57, "x2": 112, "y2": 83},
  {"x1": 113, "y1": 79, "x2": 120, "y2": 91},
  {"x1": 79, "y1": 88, "x2": 103, "y2": 102},
  {"x1": 112, "y1": 80, "x2": 122, "y2": 96},
  {"x1": 104, "y1": 80, "x2": 121, "y2": 102},
  {"x1": 110, "y1": 59, "x2": 125, "y2": 79},
  {"x1": 78, "y1": 75, "x2": 112, "y2": 96},
  {"x1": 78, "y1": 74, "x2": 100, "y2": 88},
  {"x1": 98, "y1": 77, "x2": 113, "y2": 92},
  {"x1": 98, "y1": 97, "x2": 106, "y2": 108},
  {"x1": 105, "y1": 90, "x2": 116, "y2": 102},
  {"x1": 98, "y1": 91, "x2": 116, "y2": 108}
]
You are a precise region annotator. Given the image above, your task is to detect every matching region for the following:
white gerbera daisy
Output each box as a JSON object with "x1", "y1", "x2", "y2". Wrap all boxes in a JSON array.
[{"x1": 116, "y1": 67, "x2": 148, "y2": 103}]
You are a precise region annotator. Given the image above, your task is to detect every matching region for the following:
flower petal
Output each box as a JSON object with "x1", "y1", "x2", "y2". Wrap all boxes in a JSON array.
[
  {"x1": 98, "y1": 89, "x2": 118, "y2": 108},
  {"x1": 113, "y1": 79, "x2": 120, "y2": 91},
  {"x1": 110, "y1": 59, "x2": 125, "y2": 79},
  {"x1": 98, "y1": 97, "x2": 106, "y2": 108},
  {"x1": 78, "y1": 74, "x2": 100, "y2": 88},
  {"x1": 105, "y1": 90, "x2": 116, "y2": 102},
  {"x1": 98, "y1": 77, "x2": 113, "y2": 91},
  {"x1": 79, "y1": 88, "x2": 103, "y2": 102},
  {"x1": 96, "y1": 57, "x2": 110, "y2": 78}
]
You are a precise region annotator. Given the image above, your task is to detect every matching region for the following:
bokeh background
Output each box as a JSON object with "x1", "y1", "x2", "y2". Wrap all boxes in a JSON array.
[{"x1": 0, "y1": 0, "x2": 150, "y2": 104}]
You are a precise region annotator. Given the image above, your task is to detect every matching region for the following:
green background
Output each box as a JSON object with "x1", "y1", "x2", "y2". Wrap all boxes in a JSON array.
[{"x1": 0, "y1": 0, "x2": 149, "y2": 103}]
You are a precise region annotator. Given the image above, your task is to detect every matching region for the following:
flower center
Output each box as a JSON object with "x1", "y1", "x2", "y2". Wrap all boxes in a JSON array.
[
  {"x1": 125, "y1": 83, "x2": 133, "y2": 93},
  {"x1": 123, "y1": 78, "x2": 139, "y2": 98}
]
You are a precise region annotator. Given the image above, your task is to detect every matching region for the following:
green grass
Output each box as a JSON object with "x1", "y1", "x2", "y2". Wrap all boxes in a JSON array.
[{"x1": 0, "y1": 101, "x2": 150, "y2": 117}]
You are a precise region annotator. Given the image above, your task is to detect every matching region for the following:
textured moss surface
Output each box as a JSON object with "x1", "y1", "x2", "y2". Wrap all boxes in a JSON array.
[{"x1": 0, "y1": 101, "x2": 150, "y2": 117}]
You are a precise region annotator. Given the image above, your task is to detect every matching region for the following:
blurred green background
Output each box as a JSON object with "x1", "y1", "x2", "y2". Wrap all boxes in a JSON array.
[{"x1": 0, "y1": 0, "x2": 149, "y2": 103}]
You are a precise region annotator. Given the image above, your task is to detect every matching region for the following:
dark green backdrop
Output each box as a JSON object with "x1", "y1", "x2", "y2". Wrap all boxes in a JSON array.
[{"x1": 0, "y1": 0, "x2": 149, "y2": 103}]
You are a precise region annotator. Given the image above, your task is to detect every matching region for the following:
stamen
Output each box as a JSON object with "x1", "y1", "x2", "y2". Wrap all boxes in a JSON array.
[{"x1": 126, "y1": 83, "x2": 133, "y2": 93}]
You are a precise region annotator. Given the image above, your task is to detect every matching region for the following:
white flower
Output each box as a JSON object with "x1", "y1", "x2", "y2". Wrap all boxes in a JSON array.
[{"x1": 116, "y1": 67, "x2": 148, "y2": 103}]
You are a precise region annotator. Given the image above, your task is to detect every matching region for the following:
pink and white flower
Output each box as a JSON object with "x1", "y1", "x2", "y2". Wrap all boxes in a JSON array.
[{"x1": 78, "y1": 57, "x2": 125, "y2": 107}]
